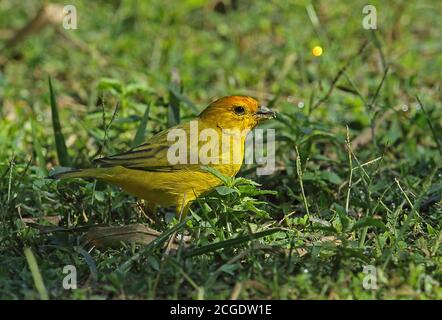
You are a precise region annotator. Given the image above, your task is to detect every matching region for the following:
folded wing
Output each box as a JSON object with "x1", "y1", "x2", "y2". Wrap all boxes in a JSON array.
[{"x1": 93, "y1": 123, "x2": 199, "y2": 172}]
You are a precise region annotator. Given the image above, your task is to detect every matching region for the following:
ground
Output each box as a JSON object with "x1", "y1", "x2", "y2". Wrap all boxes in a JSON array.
[{"x1": 0, "y1": 0, "x2": 441, "y2": 299}]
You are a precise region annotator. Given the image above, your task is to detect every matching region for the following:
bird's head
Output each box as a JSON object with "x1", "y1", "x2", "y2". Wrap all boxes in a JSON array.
[{"x1": 198, "y1": 96, "x2": 276, "y2": 131}]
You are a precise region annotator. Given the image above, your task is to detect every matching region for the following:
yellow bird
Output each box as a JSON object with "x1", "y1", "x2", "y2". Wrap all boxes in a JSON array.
[{"x1": 50, "y1": 96, "x2": 275, "y2": 217}]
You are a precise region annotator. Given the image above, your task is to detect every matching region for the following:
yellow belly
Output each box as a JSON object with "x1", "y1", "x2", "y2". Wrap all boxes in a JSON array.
[{"x1": 98, "y1": 164, "x2": 240, "y2": 213}]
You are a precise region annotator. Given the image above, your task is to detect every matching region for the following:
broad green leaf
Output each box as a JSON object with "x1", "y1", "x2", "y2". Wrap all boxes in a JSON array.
[
  {"x1": 321, "y1": 171, "x2": 343, "y2": 185},
  {"x1": 215, "y1": 186, "x2": 238, "y2": 196}
]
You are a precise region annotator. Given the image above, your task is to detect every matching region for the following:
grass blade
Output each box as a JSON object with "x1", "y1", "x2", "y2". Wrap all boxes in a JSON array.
[
  {"x1": 24, "y1": 247, "x2": 49, "y2": 300},
  {"x1": 131, "y1": 103, "x2": 151, "y2": 147},
  {"x1": 48, "y1": 76, "x2": 71, "y2": 166},
  {"x1": 183, "y1": 228, "x2": 283, "y2": 258},
  {"x1": 168, "y1": 72, "x2": 181, "y2": 126},
  {"x1": 295, "y1": 146, "x2": 310, "y2": 215},
  {"x1": 416, "y1": 95, "x2": 442, "y2": 157},
  {"x1": 167, "y1": 84, "x2": 199, "y2": 114},
  {"x1": 74, "y1": 246, "x2": 98, "y2": 283},
  {"x1": 168, "y1": 92, "x2": 180, "y2": 126},
  {"x1": 30, "y1": 118, "x2": 47, "y2": 175}
]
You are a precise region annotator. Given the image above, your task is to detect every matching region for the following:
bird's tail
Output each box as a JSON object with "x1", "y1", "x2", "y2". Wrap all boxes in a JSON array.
[{"x1": 48, "y1": 167, "x2": 105, "y2": 180}]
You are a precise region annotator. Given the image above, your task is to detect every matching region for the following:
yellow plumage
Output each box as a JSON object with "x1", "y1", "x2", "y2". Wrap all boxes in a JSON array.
[{"x1": 50, "y1": 96, "x2": 275, "y2": 217}]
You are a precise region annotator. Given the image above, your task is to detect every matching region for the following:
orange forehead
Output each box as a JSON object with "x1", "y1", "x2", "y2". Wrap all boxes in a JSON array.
[{"x1": 209, "y1": 96, "x2": 259, "y2": 112}]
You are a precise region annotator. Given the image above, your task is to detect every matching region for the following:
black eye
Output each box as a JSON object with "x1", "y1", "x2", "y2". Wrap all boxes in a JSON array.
[{"x1": 234, "y1": 106, "x2": 245, "y2": 115}]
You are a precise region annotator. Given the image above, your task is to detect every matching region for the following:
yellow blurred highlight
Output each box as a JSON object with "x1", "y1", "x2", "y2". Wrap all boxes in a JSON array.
[{"x1": 312, "y1": 46, "x2": 323, "y2": 57}]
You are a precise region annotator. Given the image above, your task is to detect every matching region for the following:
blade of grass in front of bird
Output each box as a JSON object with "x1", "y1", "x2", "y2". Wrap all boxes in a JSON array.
[
  {"x1": 201, "y1": 165, "x2": 232, "y2": 186},
  {"x1": 131, "y1": 103, "x2": 151, "y2": 147},
  {"x1": 24, "y1": 247, "x2": 49, "y2": 300},
  {"x1": 48, "y1": 76, "x2": 71, "y2": 167},
  {"x1": 183, "y1": 228, "x2": 283, "y2": 258}
]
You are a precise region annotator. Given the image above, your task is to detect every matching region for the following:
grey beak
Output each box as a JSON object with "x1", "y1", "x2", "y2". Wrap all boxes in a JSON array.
[{"x1": 256, "y1": 106, "x2": 276, "y2": 119}]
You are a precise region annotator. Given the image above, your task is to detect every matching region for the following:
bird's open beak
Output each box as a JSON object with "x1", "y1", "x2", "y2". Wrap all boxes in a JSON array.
[{"x1": 256, "y1": 106, "x2": 276, "y2": 120}]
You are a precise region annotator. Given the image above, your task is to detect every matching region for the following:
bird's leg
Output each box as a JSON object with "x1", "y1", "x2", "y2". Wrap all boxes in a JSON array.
[
  {"x1": 176, "y1": 202, "x2": 190, "y2": 221},
  {"x1": 168, "y1": 200, "x2": 191, "y2": 251},
  {"x1": 136, "y1": 200, "x2": 148, "y2": 219},
  {"x1": 137, "y1": 200, "x2": 163, "y2": 227},
  {"x1": 147, "y1": 202, "x2": 165, "y2": 228}
]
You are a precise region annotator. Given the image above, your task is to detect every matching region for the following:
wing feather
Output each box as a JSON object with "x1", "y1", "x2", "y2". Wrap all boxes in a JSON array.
[{"x1": 93, "y1": 122, "x2": 200, "y2": 172}]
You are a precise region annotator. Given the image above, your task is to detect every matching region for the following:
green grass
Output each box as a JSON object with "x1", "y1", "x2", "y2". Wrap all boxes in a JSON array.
[{"x1": 0, "y1": 0, "x2": 441, "y2": 299}]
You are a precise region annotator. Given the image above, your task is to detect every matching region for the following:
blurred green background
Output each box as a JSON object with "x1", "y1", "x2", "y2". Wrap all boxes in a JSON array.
[{"x1": 0, "y1": 0, "x2": 441, "y2": 299}]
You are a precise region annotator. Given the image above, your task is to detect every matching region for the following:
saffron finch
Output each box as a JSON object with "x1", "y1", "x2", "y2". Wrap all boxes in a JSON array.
[{"x1": 50, "y1": 96, "x2": 275, "y2": 217}]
